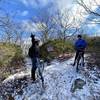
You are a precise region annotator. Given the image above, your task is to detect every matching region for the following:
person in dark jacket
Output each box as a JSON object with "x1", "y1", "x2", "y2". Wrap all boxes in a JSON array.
[
  {"x1": 73, "y1": 34, "x2": 87, "y2": 66},
  {"x1": 28, "y1": 34, "x2": 40, "y2": 81}
]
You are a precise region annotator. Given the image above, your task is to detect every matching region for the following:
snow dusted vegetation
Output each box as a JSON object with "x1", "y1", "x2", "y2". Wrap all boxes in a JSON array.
[{"x1": 0, "y1": 56, "x2": 100, "y2": 100}]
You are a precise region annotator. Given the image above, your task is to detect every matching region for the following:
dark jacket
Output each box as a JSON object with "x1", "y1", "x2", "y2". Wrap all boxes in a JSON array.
[{"x1": 28, "y1": 44, "x2": 39, "y2": 58}]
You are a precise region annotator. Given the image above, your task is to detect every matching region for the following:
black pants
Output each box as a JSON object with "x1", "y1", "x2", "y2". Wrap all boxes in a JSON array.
[
  {"x1": 31, "y1": 67, "x2": 37, "y2": 81},
  {"x1": 74, "y1": 50, "x2": 84, "y2": 65},
  {"x1": 31, "y1": 58, "x2": 37, "y2": 81}
]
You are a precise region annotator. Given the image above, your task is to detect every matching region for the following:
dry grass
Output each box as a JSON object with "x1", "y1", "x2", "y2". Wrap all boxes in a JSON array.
[{"x1": 0, "y1": 42, "x2": 24, "y2": 82}]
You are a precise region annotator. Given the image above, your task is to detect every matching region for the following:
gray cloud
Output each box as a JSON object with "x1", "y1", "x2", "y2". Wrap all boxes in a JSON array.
[{"x1": 20, "y1": 0, "x2": 73, "y2": 9}]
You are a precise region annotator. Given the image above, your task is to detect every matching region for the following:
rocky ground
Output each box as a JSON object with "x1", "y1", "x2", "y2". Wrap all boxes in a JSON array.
[{"x1": 0, "y1": 56, "x2": 100, "y2": 100}]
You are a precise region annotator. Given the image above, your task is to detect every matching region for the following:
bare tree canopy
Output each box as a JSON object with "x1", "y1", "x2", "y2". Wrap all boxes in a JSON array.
[
  {"x1": 31, "y1": 12, "x2": 56, "y2": 43},
  {"x1": 0, "y1": 1, "x2": 24, "y2": 44},
  {"x1": 76, "y1": 0, "x2": 100, "y2": 24},
  {"x1": 54, "y1": 9, "x2": 79, "y2": 40}
]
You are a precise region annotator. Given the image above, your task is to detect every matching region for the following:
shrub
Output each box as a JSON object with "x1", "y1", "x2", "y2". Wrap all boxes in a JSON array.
[
  {"x1": 85, "y1": 36, "x2": 100, "y2": 67},
  {"x1": 40, "y1": 39, "x2": 74, "y2": 60},
  {"x1": 0, "y1": 42, "x2": 24, "y2": 81}
]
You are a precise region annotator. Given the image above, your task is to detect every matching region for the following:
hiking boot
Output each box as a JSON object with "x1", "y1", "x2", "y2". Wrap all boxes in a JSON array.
[
  {"x1": 72, "y1": 63, "x2": 75, "y2": 66},
  {"x1": 32, "y1": 79, "x2": 39, "y2": 83},
  {"x1": 82, "y1": 63, "x2": 85, "y2": 67}
]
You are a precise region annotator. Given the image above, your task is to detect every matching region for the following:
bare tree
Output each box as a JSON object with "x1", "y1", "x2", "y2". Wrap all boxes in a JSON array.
[
  {"x1": 0, "y1": 12, "x2": 14, "y2": 42},
  {"x1": 0, "y1": 9, "x2": 24, "y2": 45},
  {"x1": 32, "y1": 12, "x2": 56, "y2": 43},
  {"x1": 0, "y1": 0, "x2": 24, "y2": 44},
  {"x1": 12, "y1": 23, "x2": 24, "y2": 45},
  {"x1": 52, "y1": 9, "x2": 79, "y2": 53},
  {"x1": 76, "y1": 0, "x2": 100, "y2": 24},
  {"x1": 54, "y1": 9, "x2": 79, "y2": 40}
]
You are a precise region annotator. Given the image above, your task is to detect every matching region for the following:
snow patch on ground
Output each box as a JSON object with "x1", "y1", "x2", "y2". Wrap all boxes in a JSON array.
[{"x1": 1, "y1": 57, "x2": 100, "y2": 100}]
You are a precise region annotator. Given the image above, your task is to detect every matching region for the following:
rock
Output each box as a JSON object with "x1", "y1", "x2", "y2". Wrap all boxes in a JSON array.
[{"x1": 71, "y1": 78, "x2": 86, "y2": 93}]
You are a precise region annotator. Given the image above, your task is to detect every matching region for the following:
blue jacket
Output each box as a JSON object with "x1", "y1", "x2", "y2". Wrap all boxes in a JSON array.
[{"x1": 75, "y1": 39, "x2": 87, "y2": 50}]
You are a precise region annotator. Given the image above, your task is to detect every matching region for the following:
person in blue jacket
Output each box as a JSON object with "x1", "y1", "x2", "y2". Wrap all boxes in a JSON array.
[{"x1": 73, "y1": 34, "x2": 87, "y2": 66}]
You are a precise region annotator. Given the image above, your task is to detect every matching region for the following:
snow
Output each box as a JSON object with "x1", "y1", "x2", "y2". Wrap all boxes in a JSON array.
[
  {"x1": 2, "y1": 57, "x2": 100, "y2": 100},
  {"x1": 3, "y1": 72, "x2": 30, "y2": 83}
]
